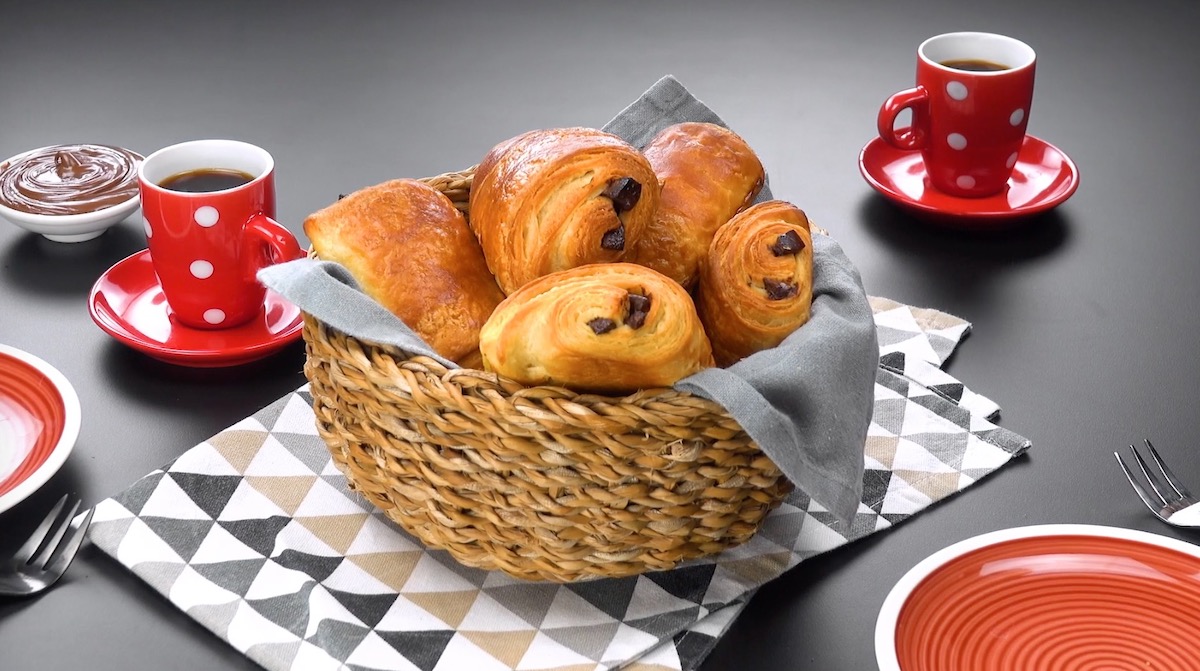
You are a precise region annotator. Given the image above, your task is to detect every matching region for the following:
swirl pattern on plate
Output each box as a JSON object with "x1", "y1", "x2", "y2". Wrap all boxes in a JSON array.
[
  {"x1": 896, "y1": 535, "x2": 1200, "y2": 670},
  {"x1": 0, "y1": 354, "x2": 65, "y2": 495}
]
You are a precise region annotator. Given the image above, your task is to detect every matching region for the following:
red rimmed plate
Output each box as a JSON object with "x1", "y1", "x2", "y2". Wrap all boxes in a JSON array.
[
  {"x1": 876, "y1": 525, "x2": 1200, "y2": 671},
  {"x1": 0, "y1": 345, "x2": 81, "y2": 514},
  {"x1": 88, "y1": 249, "x2": 303, "y2": 368}
]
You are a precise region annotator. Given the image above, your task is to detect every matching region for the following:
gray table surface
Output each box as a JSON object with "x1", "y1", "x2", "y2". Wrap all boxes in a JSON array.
[{"x1": 2, "y1": 0, "x2": 1199, "y2": 669}]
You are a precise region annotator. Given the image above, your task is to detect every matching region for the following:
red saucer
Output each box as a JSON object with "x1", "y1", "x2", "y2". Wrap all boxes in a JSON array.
[
  {"x1": 88, "y1": 249, "x2": 303, "y2": 368},
  {"x1": 859, "y1": 133, "x2": 1079, "y2": 226}
]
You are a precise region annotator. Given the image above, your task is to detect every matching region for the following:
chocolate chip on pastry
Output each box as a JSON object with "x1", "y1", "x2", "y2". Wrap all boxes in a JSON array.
[
  {"x1": 763, "y1": 278, "x2": 799, "y2": 300},
  {"x1": 588, "y1": 317, "x2": 617, "y2": 334},
  {"x1": 600, "y1": 223, "x2": 626, "y2": 251},
  {"x1": 696, "y1": 200, "x2": 814, "y2": 367},
  {"x1": 468, "y1": 127, "x2": 660, "y2": 295},
  {"x1": 770, "y1": 230, "x2": 805, "y2": 256},
  {"x1": 627, "y1": 122, "x2": 765, "y2": 289},
  {"x1": 479, "y1": 263, "x2": 714, "y2": 394},
  {"x1": 624, "y1": 293, "x2": 651, "y2": 328},
  {"x1": 603, "y1": 177, "x2": 643, "y2": 213}
]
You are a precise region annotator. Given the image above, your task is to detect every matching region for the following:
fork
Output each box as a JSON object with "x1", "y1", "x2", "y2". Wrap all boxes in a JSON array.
[
  {"x1": 1114, "y1": 439, "x2": 1200, "y2": 528},
  {"x1": 0, "y1": 494, "x2": 94, "y2": 597}
]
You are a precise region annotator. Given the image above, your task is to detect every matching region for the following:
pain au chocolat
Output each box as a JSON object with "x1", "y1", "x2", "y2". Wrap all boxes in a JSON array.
[
  {"x1": 478, "y1": 263, "x2": 714, "y2": 394},
  {"x1": 696, "y1": 200, "x2": 814, "y2": 367},
  {"x1": 628, "y1": 122, "x2": 765, "y2": 289},
  {"x1": 304, "y1": 178, "x2": 505, "y2": 368},
  {"x1": 468, "y1": 127, "x2": 660, "y2": 295}
]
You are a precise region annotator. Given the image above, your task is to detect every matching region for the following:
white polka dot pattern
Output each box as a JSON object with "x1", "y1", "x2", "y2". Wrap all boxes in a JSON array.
[
  {"x1": 1010, "y1": 109, "x2": 1025, "y2": 126},
  {"x1": 203, "y1": 309, "x2": 226, "y2": 325},
  {"x1": 194, "y1": 206, "x2": 219, "y2": 228},
  {"x1": 1007, "y1": 152, "x2": 1020, "y2": 169},
  {"x1": 143, "y1": 215, "x2": 153, "y2": 238},
  {"x1": 946, "y1": 81, "x2": 968, "y2": 101},
  {"x1": 190, "y1": 260, "x2": 214, "y2": 279},
  {"x1": 947, "y1": 133, "x2": 967, "y2": 150},
  {"x1": 956, "y1": 175, "x2": 976, "y2": 189}
]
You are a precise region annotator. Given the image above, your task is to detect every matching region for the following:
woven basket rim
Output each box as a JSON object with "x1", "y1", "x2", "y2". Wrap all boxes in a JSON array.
[{"x1": 300, "y1": 313, "x2": 726, "y2": 410}]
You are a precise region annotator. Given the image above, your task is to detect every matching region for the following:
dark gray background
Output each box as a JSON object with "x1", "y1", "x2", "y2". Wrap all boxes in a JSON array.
[{"x1": 2, "y1": 1, "x2": 1198, "y2": 669}]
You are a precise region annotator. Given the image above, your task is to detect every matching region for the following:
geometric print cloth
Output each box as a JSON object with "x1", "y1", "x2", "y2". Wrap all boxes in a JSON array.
[{"x1": 87, "y1": 298, "x2": 1031, "y2": 671}]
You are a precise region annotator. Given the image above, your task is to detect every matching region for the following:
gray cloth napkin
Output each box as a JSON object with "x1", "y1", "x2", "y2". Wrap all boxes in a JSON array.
[{"x1": 258, "y1": 75, "x2": 878, "y2": 522}]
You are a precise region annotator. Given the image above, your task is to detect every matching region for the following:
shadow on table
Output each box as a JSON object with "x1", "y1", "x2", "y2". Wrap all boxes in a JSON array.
[
  {"x1": 857, "y1": 195, "x2": 1071, "y2": 265},
  {"x1": 0, "y1": 222, "x2": 147, "y2": 297},
  {"x1": 855, "y1": 194, "x2": 1074, "y2": 323},
  {"x1": 96, "y1": 338, "x2": 307, "y2": 421}
]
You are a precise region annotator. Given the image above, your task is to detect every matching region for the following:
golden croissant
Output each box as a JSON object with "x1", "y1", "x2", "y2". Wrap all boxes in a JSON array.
[
  {"x1": 479, "y1": 263, "x2": 714, "y2": 394},
  {"x1": 304, "y1": 179, "x2": 505, "y2": 368},
  {"x1": 469, "y1": 127, "x2": 660, "y2": 294},
  {"x1": 696, "y1": 200, "x2": 814, "y2": 367},
  {"x1": 628, "y1": 122, "x2": 764, "y2": 289}
]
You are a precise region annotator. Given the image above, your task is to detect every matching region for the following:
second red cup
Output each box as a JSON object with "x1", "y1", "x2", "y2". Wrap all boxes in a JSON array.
[
  {"x1": 878, "y1": 32, "x2": 1036, "y2": 198},
  {"x1": 139, "y1": 140, "x2": 302, "y2": 330}
]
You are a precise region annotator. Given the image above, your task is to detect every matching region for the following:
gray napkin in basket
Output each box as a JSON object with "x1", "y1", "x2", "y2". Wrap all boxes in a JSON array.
[{"x1": 258, "y1": 75, "x2": 878, "y2": 522}]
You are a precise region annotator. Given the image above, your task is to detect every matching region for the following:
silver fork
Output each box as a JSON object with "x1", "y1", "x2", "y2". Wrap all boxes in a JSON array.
[
  {"x1": 1114, "y1": 439, "x2": 1200, "y2": 528},
  {"x1": 0, "y1": 494, "x2": 94, "y2": 597}
]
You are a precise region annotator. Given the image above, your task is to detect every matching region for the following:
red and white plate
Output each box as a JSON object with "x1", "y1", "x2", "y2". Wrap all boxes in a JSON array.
[
  {"x1": 0, "y1": 345, "x2": 81, "y2": 514},
  {"x1": 875, "y1": 524, "x2": 1200, "y2": 671}
]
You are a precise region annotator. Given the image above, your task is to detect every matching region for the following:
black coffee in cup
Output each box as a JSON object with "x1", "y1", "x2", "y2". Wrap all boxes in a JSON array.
[
  {"x1": 940, "y1": 58, "x2": 1010, "y2": 72},
  {"x1": 160, "y1": 168, "x2": 255, "y2": 193}
]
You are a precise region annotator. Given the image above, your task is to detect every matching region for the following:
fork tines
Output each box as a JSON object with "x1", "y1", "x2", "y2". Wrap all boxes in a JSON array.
[
  {"x1": 1115, "y1": 439, "x2": 1195, "y2": 519},
  {"x1": 13, "y1": 494, "x2": 92, "y2": 575}
]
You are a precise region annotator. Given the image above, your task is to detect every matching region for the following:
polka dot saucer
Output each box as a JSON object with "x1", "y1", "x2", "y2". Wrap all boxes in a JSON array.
[
  {"x1": 859, "y1": 133, "x2": 1079, "y2": 227},
  {"x1": 88, "y1": 249, "x2": 303, "y2": 367}
]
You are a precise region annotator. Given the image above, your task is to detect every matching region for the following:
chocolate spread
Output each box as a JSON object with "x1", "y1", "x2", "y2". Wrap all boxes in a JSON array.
[{"x1": 0, "y1": 144, "x2": 142, "y2": 215}]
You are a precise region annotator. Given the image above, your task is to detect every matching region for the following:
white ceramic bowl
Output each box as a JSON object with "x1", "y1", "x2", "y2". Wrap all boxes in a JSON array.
[
  {"x1": 0, "y1": 145, "x2": 142, "y2": 243},
  {"x1": 875, "y1": 524, "x2": 1200, "y2": 671},
  {"x1": 0, "y1": 344, "x2": 81, "y2": 515}
]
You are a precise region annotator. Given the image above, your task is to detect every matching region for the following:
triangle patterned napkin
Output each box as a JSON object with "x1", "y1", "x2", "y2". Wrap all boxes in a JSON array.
[{"x1": 88, "y1": 299, "x2": 1029, "y2": 671}]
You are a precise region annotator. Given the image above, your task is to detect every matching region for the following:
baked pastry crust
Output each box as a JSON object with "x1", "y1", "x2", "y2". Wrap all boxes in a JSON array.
[
  {"x1": 696, "y1": 200, "x2": 814, "y2": 367},
  {"x1": 304, "y1": 178, "x2": 504, "y2": 368},
  {"x1": 479, "y1": 263, "x2": 714, "y2": 394},
  {"x1": 628, "y1": 122, "x2": 764, "y2": 289},
  {"x1": 469, "y1": 127, "x2": 660, "y2": 294}
]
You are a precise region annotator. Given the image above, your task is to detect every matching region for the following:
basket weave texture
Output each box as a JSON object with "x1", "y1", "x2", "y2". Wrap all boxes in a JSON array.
[{"x1": 302, "y1": 167, "x2": 794, "y2": 582}]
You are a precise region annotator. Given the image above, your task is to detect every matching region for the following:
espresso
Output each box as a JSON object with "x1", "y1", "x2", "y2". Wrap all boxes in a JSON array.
[
  {"x1": 941, "y1": 58, "x2": 1010, "y2": 72},
  {"x1": 160, "y1": 168, "x2": 255, "y2": 193}
]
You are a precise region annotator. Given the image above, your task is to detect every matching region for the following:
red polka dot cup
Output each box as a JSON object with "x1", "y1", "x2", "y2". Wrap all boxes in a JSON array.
[
  {"x1": 878, "y1": 32, "x2": 1036, "y2": 198},
  {"x1": 138, "y1": 140, "x2": 302, "y2": 330}
]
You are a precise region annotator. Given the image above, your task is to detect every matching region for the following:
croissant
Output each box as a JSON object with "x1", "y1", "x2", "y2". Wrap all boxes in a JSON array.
[
  {"x1": 696, "y1": 200, "x2": 814, "y2": 367},
  {"x1": 479, "y1": 263, "x2": 714, "y2": 394},
  {"x1": 628, "y1": 122, "x2": 765, "y2": 289},
  {"x1": 304, "y1": 178, "x2": 505, "y2": 368},
  {"x1": 469, "y1": 127, "x2": 661, "y2": 294}
]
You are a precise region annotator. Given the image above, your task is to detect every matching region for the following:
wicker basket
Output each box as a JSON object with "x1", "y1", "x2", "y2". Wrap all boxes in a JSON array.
[{"x1": 302, "y1": 167, "x2": 794, "y2": 582}]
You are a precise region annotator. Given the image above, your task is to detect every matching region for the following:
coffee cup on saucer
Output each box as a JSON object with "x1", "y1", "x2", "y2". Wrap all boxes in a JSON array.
[
  {"x1": 138, "y1": 139, "x2": 303, "y2": 330},
  {"x1": 877, "y1": 32, "x2": 1036, "y2": 198}
]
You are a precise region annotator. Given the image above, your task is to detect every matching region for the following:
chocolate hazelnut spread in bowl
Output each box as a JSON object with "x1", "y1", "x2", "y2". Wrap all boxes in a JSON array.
[{"x1": 0, "y1": 144, "x2": 144, "y2": 242}]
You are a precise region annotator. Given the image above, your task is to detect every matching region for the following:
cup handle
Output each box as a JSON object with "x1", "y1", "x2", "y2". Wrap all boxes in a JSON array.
[
  {"x1": 243, "y1": 213, "x2": 303, "y2": 275},
  {"x1": 878, "y1": 86, "x2": 929, "y2": 151}
]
